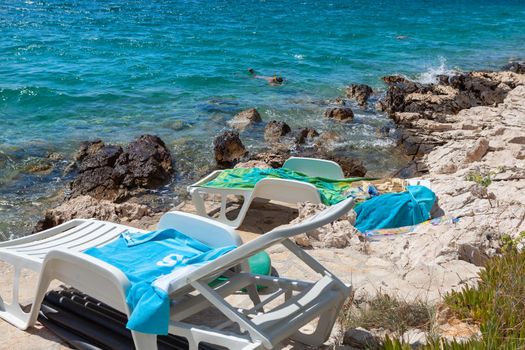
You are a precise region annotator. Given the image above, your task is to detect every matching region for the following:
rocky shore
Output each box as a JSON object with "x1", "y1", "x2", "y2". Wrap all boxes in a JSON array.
[{"x1": 2, "y1": 62, "x2": 525, "y2": 349}]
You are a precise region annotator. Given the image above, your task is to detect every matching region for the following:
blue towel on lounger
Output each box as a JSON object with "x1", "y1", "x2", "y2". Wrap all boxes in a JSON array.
[{"x1": 84, "y1": 228, "x2": 235, "y2": 335}]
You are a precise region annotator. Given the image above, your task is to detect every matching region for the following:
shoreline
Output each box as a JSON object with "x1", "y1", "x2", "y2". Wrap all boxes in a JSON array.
[
  {"x1": 1, "y1": 62, "x2": 525, "y2": 348},
  {"x1": 2, "y1": 61, "x2": 525, "y2": 240}
]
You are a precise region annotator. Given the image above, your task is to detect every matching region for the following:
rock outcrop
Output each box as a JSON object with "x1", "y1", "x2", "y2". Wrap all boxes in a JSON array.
[
  {"x1": 264, "y1": 120, "x2": 291, "y2": 142},
  {"x1": 213, "y1": 130, "x2": 248, "y2": 167},
  {"x1": 324, "y1": 107, "x2": 354, "y2": 121},
  {"x1": 35, "y1": 195, "x2": 153, "y2": 232},
  {"x1": 379, "y1": 71, "x2": 525, "y2": 117},
  {"x1": 379, "y1": 71, "x2": 525, "y2": 167},
  {"x1": 69, "y1": 135, "x2": 173, "y2": 201},
  {"x1": 292, "y1": 72, "x2": 525, "y2": 307},
  {"x1": 346, "y1": 84, "x2": 373, "y2": 106},
  {"x1": 228, "y1": 108, "x2": 262, "y2": 131}
]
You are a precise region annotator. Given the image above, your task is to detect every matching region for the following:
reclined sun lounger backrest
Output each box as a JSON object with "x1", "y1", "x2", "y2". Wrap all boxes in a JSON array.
[
  {"x1": 283, "y1": 157, "x2": 344, "y2": 180},
  {"x1": 158, "y1": 211, "x2": 242, "y2": 247}
]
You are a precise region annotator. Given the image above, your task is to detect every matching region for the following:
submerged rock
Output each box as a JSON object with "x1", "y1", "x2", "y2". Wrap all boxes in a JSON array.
[
  {"x1": 69, "y1": 135, "x2": 173, "y2": 202},
  {"x1": 346, "y1": 83, "x2": 374, "y2": 106},
  {"x1": 228, "y1": 108, "x2": 262, "y2": 131},
  {"x1": 23, "y1": 158, "x2": 54, "y2": 174},
  {"x1": 117, "y1": 135, "x2": 173, "y2": 188},
  {"x1": 264, "y1": 120, "x2": 291, "y2": 142},
  {"x1": 324, "y1": 107, "x2": 354, "y2": 121},
  {"x1": 501, "y1": 61, "x2": 525, "y2": 74},
  {"x1": 294, "y1": 127, "x2": 319, "y2": 145},
  {"x1": 213, "y1": 130, "x2": 247, "y2": 167}
]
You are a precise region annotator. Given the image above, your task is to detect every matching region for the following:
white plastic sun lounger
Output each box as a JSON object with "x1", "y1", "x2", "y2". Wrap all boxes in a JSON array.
[
  {"x1": 188, "y1": 156, "x2": 431, "y2": 229},
  {"x1": 0, "y1": 197, "x2": 354, "y2": 350},
  {"x1": 188, "y1": 157, "x2": 345, "y2": 228}
]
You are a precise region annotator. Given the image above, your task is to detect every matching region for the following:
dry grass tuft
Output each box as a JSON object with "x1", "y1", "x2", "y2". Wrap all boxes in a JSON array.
[{"x1": 339, "y1": 292, "x2": 435, "y2": 337}]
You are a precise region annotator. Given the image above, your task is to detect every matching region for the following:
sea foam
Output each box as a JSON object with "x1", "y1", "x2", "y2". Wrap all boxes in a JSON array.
[{"x1": 415, "y1": 57, "x2": 458, "y2": 85}]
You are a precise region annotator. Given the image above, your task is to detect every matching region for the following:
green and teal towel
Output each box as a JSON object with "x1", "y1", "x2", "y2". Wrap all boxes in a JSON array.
[{"x1": 203, "y1": 167, "x2": 374, "y2": 206}]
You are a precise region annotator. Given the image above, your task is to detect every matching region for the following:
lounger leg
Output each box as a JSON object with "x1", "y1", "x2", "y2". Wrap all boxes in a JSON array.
[
  {"x1": 131, "y1": 331, "x2": 157, "y2": 350},
  {"x1": 290, "y1": 303, "x2": 341, "y2": 346},
  {"x1": 0, "y1": 266, "x2": 30, "y2": 329},
  {"x1": 191, "y1": 190, "x2": 250, "y2": 228},
  {"x1": 190, "y1": 189, "x2": 209, "y2": 218},
  {"x1": 0, "y1": 264, "x2": 51, "y2": 330}
]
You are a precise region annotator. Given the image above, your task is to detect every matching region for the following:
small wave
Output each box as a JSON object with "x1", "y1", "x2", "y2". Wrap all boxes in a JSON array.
[
  {"x1": 415, "y1": 57, "x2": 457, "y2": 84},
  {"x1": 294, "y1": 54, "x2": 304, "y2": 60}
]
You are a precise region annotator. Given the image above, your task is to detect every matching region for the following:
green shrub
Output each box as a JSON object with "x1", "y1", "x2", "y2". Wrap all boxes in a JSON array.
[
  {"x1": 465, "y1": 171, "x2": 493, "y2": 188},
  {"x1": 444, "y1": 248, "x2": 525, "y2": 349},
  {"x1": 341, "y1": 249, "x2": 525, "y2": 349}
]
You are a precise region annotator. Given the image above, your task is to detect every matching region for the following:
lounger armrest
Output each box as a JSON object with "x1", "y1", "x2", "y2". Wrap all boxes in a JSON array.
[
  {"x1": 167, "y1": 197, "x2": 355, "y2": 294},
  {"x1": 42, "y1": 248, "x2": 131, "y2": 313},
  {"x1": 283, "y1": 157, "x2": 344, "y2": 180},
  {"x1": 187, "y1": 170, "x2": 224, "y2": 191}
]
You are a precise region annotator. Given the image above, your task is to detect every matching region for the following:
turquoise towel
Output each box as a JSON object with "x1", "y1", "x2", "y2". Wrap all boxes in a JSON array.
[
  {"x1": 84, "y1": 228, "x2": 235, "y2": 335},
  {"x1": 354, "y1": 185, "x2": 436, "y2": 232}
]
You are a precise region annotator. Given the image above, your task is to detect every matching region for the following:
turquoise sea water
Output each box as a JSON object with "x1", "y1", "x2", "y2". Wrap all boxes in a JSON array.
[{"x1": 1, "y1": 0, "x2": 525, "y2": 238}]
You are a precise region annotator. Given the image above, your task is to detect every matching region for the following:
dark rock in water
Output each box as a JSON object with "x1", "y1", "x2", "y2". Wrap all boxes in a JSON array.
[
  {"x1": 77, "y1": 144, "x2": 123, "y2": 172},
  {"x1": 333, "y1": 97, "x2": 347, "y2": 106},
  {"x1": 324, "y1": 107, "x2": 354, "y2": 121},
  {"x1": 327, "y1": 156, "x2": 367, "y2": 177},
  {"x1": 213, "y1": 130, "x2": 247, "y2": 167},
  {"x1": 116, "y1": 135, "x2": 173, "y2": 188},
  {"x1": 228, "y1": 108, "x2": 262, "y2": 131},
  {"x1": 46, "y1": 152, "x2": 63, "y2": 161},
  {"x1": 69, "y1": 135, "x2": 173, "y2": 202},
  {"x1": 436, "y1": 74, "x2": 451, "y2": 85},
  {"x1": 294, "y1": 127, "x2": 319, "y2": 145},
  {"x1": 346, "y1": 84, "x2": 373, "y2": 106},
  {"x1": 264, "y1": 120, "x2": 291, "y2": 141},
  {"x1": 382, "y1": 75, "x2": 412, "y2": 85},
  {"x1": 74, "y1": 139, "x2": 105, "y2": 162},
  {"x1": 378, "y1": 76, "x2": 432, "y2": 114},
  {"x1": 501, "y1": 61, "x2": 525, "y2": 74}
]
